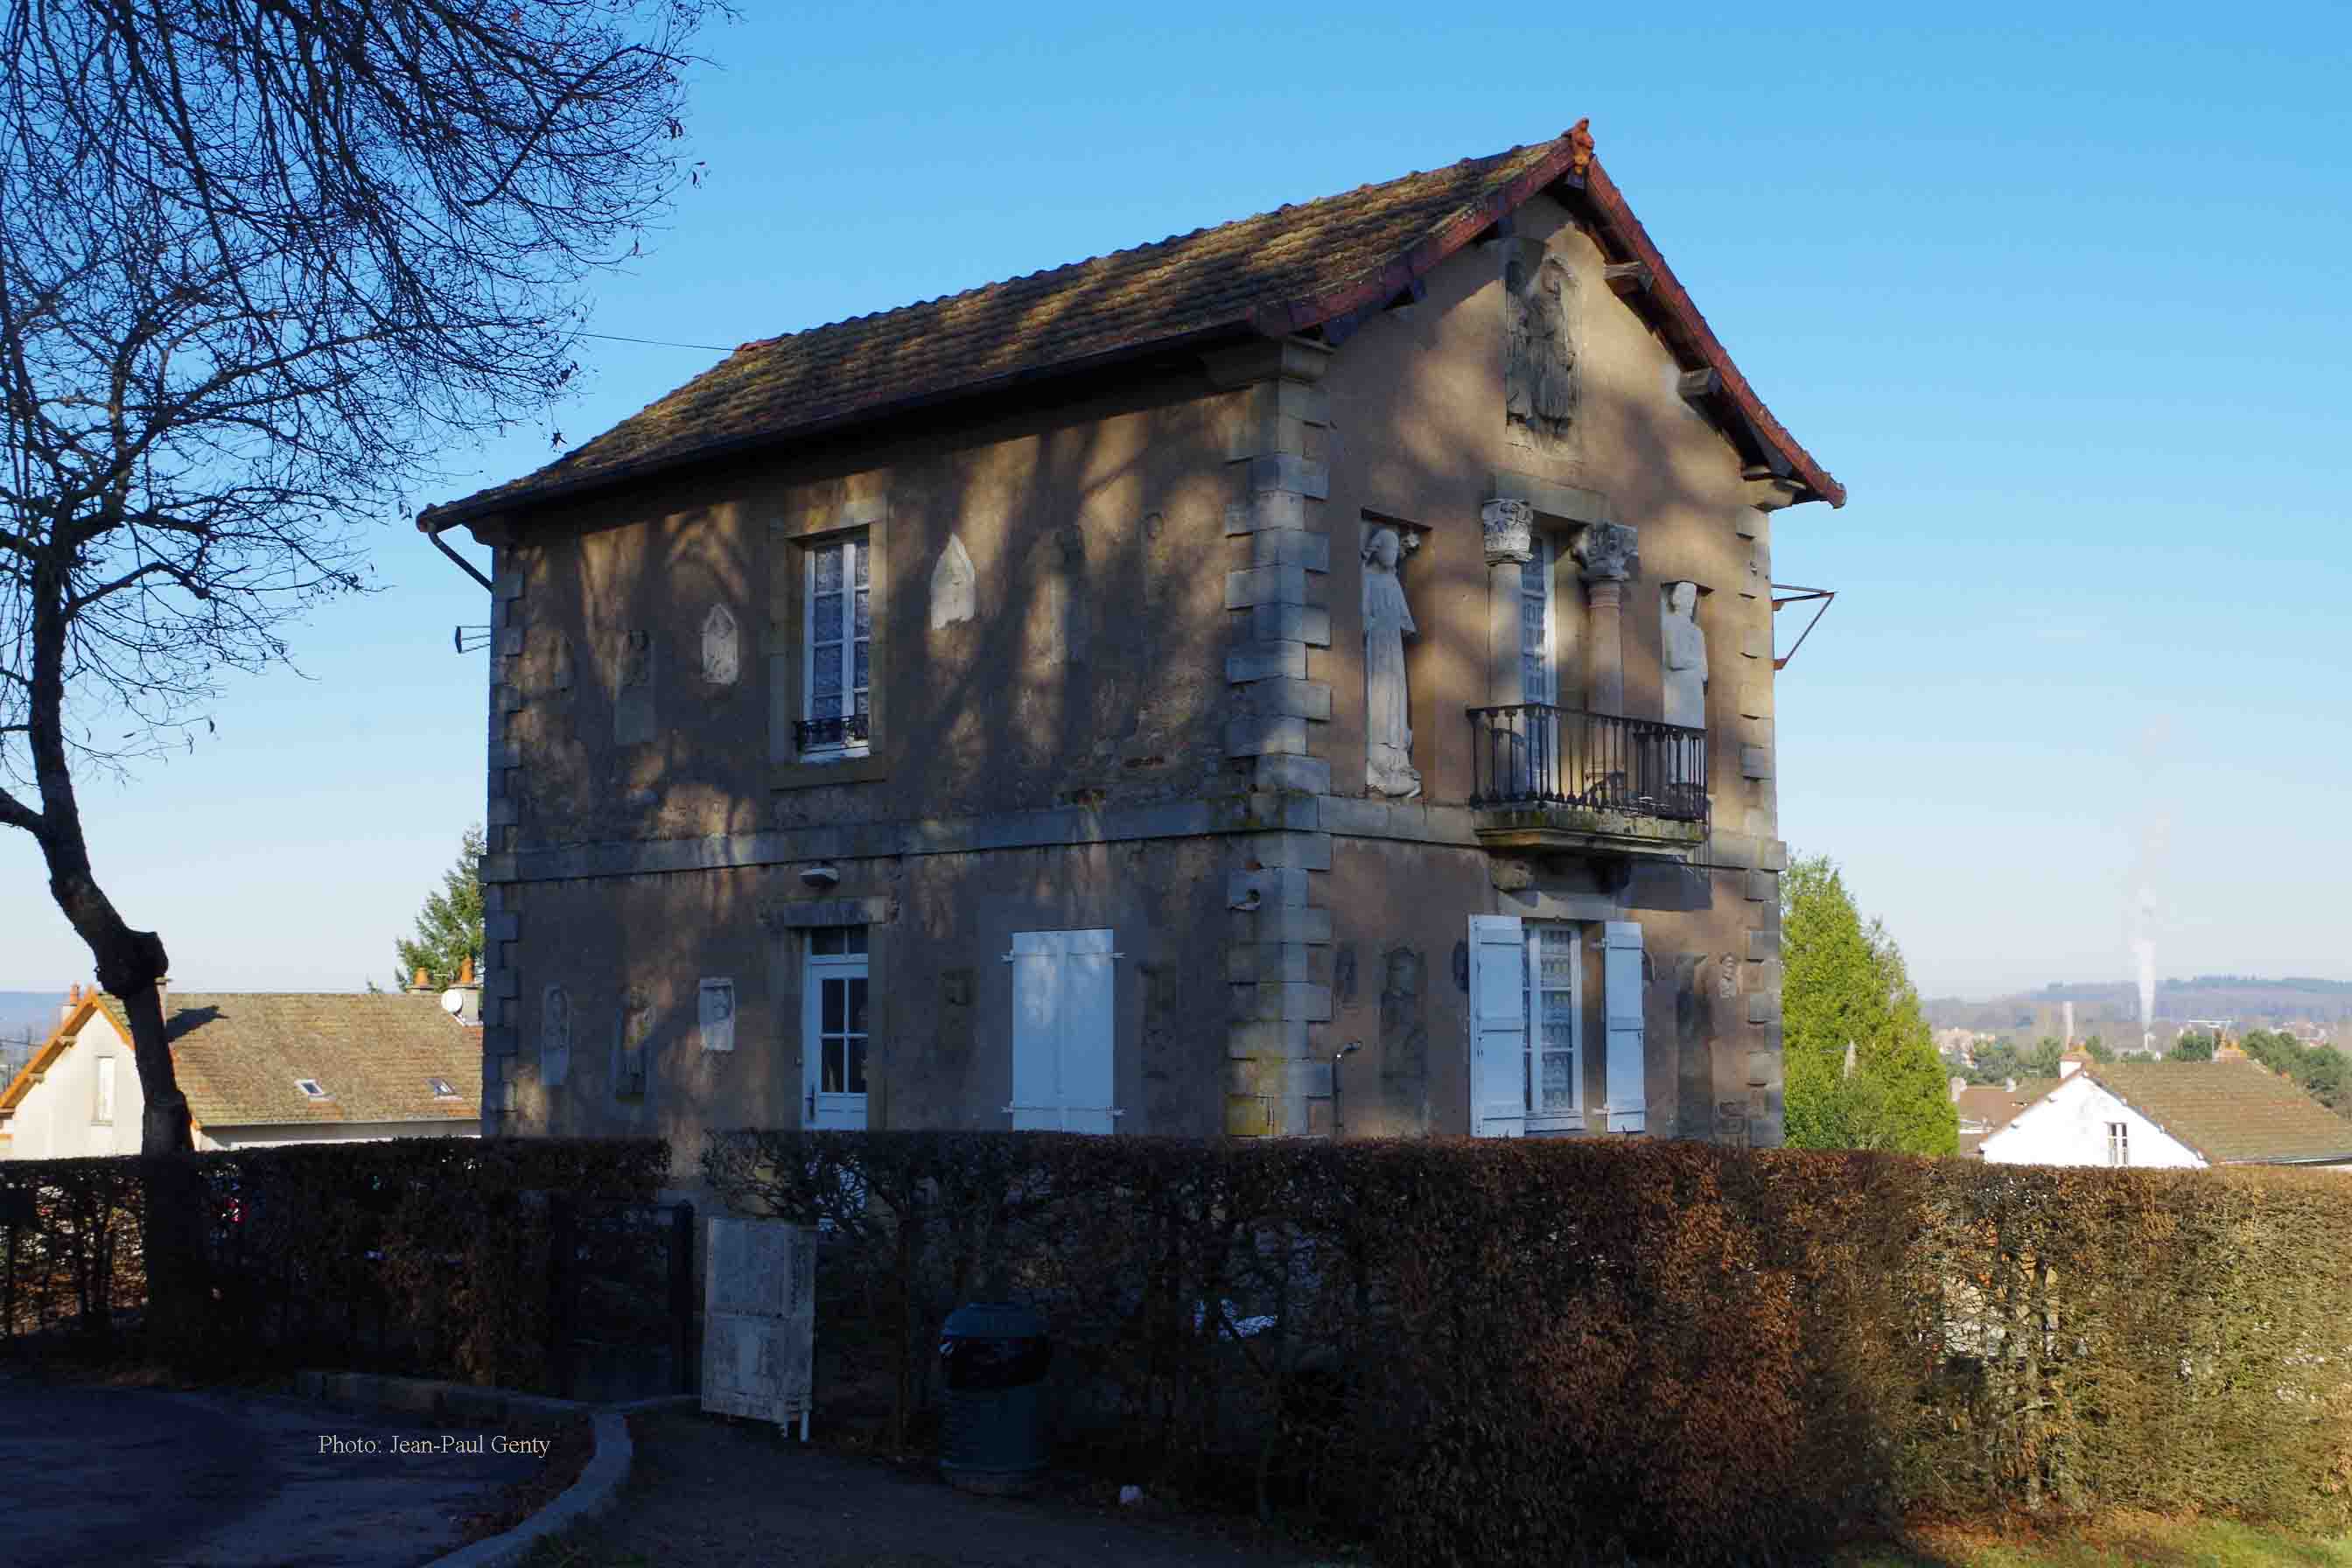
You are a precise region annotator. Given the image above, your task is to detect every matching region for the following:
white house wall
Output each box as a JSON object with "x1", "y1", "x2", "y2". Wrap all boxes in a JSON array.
[
  {"x1": 200, "y1": 1121, "x2": 480, "y2": 1151},
  {"x1": 2, "y1": 1012, "x2": 145, "y2": 1161},
  {"x1": 1978, "y1": 1074, "x2": 2202, "y2": 1169}
]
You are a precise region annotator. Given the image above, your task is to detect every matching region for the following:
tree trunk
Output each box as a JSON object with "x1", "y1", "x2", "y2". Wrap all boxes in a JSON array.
[{"x1": 8, "y1": 541, "x2": 203, "y2": 1357}]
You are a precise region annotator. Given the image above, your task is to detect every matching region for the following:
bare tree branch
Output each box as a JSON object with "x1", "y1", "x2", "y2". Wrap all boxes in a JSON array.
[{"x1": 0, "y1": 0, "x2": 729, "y2": 1215}]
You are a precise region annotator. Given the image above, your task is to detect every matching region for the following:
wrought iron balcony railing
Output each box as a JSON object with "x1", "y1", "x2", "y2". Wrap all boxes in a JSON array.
[
  {"x1": 794, "y1": 711, "x2": 870, "y2": 752},
  {"x1": 1467, "y1": 704, "x2": 1708, "y2": 824}
]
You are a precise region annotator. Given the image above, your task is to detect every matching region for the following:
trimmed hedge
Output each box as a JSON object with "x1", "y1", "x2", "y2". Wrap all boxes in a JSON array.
[
  {"x1": 1, "y1": 1137, "x2": 667, "y2": 1389},
  {"x1": 705, "y1": 1131, "x2": 2352, "y2": 1564}
]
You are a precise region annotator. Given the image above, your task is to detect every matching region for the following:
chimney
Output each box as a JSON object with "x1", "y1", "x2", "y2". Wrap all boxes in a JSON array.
[
  {"x1": 61, "y1": 981, "x2": 82, "y2": 1023},
  {"x1": 2004, "y1": 1075, "x2": 2018, "y2": 1093},
  {"x1": 456, "y1": 953, "x2": 483, "y2": 1027},
  {"x1": 411, "y1": 966, "x2": 430, "y2": 992},
  {"x1": 1949, "y1": 1075, "x2": 1967, "y2": 1104}
]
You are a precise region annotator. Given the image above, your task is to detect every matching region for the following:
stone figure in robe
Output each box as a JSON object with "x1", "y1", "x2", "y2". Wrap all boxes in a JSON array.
[
  {"x1": 1505, "y1": 248, "x2": 1577, "y2": 443},
  {"x1": 1662, "y1": 581, "x2": 1707, "y2": 784},
  {"x1": 1362, "y1": 526, "x2": 1422, "y2": 799}
]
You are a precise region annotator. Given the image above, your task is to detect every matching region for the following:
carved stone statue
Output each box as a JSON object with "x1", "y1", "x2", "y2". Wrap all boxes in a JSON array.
[
  {"x1": 930, "y1": 534, "x2": 975, "y2": 630},
  {"x1": 1505, "y1": 246, "x2": 1577, "y2": 444},
  {"x1": 1362, "y1": 526, "x2": 1421, "y2": 799},
  {"x1": 1662, "y1": 582, "x2": 1708, "y2": 729},
  {"x1": 1662, "y1": 582, "x2": 1708, "y2": 788},
  {"x1": 701, "y1": 604, "x2": 739, "y2": 686},
  {"x1": 541, "y1": 984, "x2": 571, "y2": 1087}
]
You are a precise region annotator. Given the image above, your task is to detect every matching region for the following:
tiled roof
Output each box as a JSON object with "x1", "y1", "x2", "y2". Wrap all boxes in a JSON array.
[
  {"x1": 1956, "y1": 1079, "x2": 2057, "y2": 1130},
  {"x1": 164, "y1": 994, "x2": 479, "y2": 1128},
  {"x1": 2088, "y1": 1061, "x2": 2352, "y2": 1166},
  {"x1": 421, "y1": 123, "x2": 1842, "y2": 528}
]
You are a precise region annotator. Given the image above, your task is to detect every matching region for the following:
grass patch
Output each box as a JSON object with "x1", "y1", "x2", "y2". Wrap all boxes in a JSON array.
[{"x1": 1846, "y1": 1515, "x2": 2352, "y2": 1568}]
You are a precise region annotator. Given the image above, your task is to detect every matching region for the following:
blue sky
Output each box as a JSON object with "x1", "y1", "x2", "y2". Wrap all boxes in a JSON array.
[{"x1": 4, "y1": 3, "x2": 2347, "y2": 998}]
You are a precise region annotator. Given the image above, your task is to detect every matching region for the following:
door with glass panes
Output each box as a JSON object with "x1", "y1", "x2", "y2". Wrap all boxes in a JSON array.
[
  {"x1": 802, "y1": 927, "x2": 869, "y2": 1129},
  {"x1": 1468, "y1": 916, "x2": 1583, "y2": 1136}
]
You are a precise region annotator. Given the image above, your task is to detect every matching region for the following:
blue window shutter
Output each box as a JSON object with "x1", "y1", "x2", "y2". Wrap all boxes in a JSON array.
[{"x1": 1602, "y1": 921, "x2": 1647, "y2": 1133}]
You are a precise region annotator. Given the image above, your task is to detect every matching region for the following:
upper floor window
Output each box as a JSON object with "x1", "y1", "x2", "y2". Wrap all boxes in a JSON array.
[
  {"x1": 800, "y1": 530, "x2": 871, "y2": 757},
  {"x1": 93, "y1": 1056, "x2": 116, "y2": 1124},
  {"x1": 2106, "y1": 1121, "x2": 2130, "y2": 1167},
  {"x1": 1520, "y1": 537, "x2": 1554, "y2": 705}
]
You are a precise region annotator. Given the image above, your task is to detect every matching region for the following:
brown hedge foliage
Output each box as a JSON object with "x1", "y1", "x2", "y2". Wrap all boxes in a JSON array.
[
  {"x1": 705, "y1": 1130, "x2": 2352, "y2": 1564},
  {"x1": 1, "y1": 1137, "x2": 667, "y2": 1387}
]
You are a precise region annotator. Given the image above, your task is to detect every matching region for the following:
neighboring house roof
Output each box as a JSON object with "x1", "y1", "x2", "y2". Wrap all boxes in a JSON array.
[
  {"x1": 0, "y1": 990, "x2": 479, "y2": 1137},
  {"x1": 420, "y1": 122, "x2": 1842, "y2": 531},
  {"x1": 165, "y1": 994, "x2": 479, "y2": 1128},
  {"x1": 1955, "y1": 1078, "x2": 2058, "y2": 1154},
  {"x1": 2083, "y1": 1061, "x2": 2352, "y2": 1166}
]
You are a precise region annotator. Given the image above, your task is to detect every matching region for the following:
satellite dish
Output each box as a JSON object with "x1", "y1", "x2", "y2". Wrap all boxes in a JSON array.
[{"x1": 440, "y1": 989, "x2": 466, "y2": 1016}]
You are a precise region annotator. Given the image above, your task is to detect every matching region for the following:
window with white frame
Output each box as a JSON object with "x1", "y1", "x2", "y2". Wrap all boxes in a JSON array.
[
  {"x1": 1471, "y1": 914, "x2": 1642, "y2": 1138},
  {"x1": 2106, "y1": 1121, "x2": 2130, "y2": 1167},
  {"x1": 1520, "y1": 536, "x2": 1554, "y2": 706},
  {"x1": 801, "y1": 531, "x2": 872, "y2": 754},
  {"x1": 1522, "y1": 923, "x2": 1580, "y2": 1123},
  {"x1": 94, "y1": 1056, "x2": 116, "y2": 1124}
]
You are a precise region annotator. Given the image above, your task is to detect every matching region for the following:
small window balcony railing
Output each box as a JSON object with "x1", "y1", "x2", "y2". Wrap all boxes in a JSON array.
[
  {"x1": 794, "y1": 712, "x2": 870, "y2": 752},
  {"x1": 1466, "y1": 704, "x2": 1708, "y2": 825}
]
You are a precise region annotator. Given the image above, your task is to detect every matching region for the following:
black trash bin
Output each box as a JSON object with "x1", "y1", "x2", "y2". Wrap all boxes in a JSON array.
[{"x1": 938, "y1": 1300, "x2": 1051, "y2": 1494}]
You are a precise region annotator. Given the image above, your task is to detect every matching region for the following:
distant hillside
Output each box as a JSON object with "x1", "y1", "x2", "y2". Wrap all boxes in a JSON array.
[
  {"x1": 1927, "y1": 976, "x2": 2352, "y2": 1033},
  {"x1": 0, "y1": 990, "x2": 65, "y2": 1044}
]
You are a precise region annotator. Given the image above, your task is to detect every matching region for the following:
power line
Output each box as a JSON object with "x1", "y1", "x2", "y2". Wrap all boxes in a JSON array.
[{"x1": 577, "y1": 330, "x2": 733, "y2": 353}]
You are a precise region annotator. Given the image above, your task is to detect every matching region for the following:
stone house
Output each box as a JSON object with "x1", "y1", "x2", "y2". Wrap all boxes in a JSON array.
[
  {"x1": 0, "y1": 984, "x2": 482, "y2": 1158},
  {"x1": 419, "y1": 122, "x2": 1844, "y2": 1154}
]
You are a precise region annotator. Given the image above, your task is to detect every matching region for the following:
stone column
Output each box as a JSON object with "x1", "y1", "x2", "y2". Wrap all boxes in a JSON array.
[
  {"x1": 1572, "y1": 520, "x2": 1639, "y2": 717},
  {"x1": 1480, "y1": 499, "x2": 1534, "y2": 710},
  {"x1": 1208, "y1": 338, "x2": 1338, "y2": 1138}
]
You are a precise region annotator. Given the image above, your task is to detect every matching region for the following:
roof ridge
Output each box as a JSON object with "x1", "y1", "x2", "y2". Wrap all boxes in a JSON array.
[
  {"x1": 424, "y1": 120, "x2": 1844, "y2": 525},
  {"x1": 726, "y1": 139, "x2": 1542, "y2": 359}
]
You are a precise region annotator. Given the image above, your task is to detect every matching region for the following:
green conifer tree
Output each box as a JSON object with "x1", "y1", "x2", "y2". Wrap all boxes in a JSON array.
[
  {"x1": 392, "y1": 827, "x2": 485, "y2": 991},
  {"x1": 1782, "y1": 854, "x2": 1959, "y2": 1155}
]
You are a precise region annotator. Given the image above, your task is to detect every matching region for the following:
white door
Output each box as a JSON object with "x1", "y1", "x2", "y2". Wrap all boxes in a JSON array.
[
  {"x1": 1468, "y1": 915, "x2": 1527, "y2": 1138},
  {"x1": 802, "y1": 927, "x2": 869, "y2": 1130},
  {"x1": 1009, "y1": 928, "x2": 1117, "y2": 1132}
]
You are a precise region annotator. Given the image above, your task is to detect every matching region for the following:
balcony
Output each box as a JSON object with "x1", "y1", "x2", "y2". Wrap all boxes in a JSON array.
[
  {"x1": 1466, "y1": 704, "x2": 1708, "y2": 857},
  {"x1": 794, "y1": 712, "x2": 870, "y2": 753}
]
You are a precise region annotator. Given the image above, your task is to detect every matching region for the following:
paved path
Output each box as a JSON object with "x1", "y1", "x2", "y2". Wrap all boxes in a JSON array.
[
  {"x1": 556, "y1": 1408, "x2": 1313, "y2": 1567},
  {"x1": 0, "y1": 1375, "x2": 542, "y2": 1566}
]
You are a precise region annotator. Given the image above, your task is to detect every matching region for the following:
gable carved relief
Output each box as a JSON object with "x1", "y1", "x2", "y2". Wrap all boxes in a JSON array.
[{"x1": 1505, "y1": 242, "x2": 1577, "y2": 447}]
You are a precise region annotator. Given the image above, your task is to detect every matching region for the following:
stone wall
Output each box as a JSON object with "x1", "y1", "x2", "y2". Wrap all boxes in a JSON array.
[{"x1": 471, "y1": 189, "x2": 1816, "y2": 1149}]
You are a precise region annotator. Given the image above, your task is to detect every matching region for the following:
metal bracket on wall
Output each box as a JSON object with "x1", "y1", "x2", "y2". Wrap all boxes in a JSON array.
[{"x1": 1768, "y1": 584, "x2": 1836, "y2": 671}]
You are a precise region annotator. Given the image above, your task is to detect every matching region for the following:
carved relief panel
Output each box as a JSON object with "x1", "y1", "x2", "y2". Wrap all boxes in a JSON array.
[{"x1": 1505, "y1": 241, "x2": 1578, "y2": 448}]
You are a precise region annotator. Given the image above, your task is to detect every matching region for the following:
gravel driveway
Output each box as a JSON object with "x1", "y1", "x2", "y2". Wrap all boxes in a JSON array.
[
  {"x1": 544, "y1": 1408, "x2": 1315, "y2": 1567},
  {"x1": 0, "y1": 1373, "x2": 545, "y2": 1566}
]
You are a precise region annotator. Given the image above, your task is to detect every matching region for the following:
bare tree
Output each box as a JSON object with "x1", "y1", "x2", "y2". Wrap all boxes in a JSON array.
[{"x1": 0, "y1": 0, "x2": 720, "y2": 1313}]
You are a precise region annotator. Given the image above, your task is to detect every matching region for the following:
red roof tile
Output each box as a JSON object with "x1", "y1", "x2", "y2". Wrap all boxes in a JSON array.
[{"x1": 422, "y1": 123, "x2": 1842, "y2": 528}]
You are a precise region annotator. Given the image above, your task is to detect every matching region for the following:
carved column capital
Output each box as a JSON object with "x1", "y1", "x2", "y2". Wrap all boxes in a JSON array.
[
  {"x1": 1574, "y1": 519, "x2": 1640, "y2": 583},
  {"x1": 1480, "y1": 498, "x2": 1535, "y2": 565}
]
